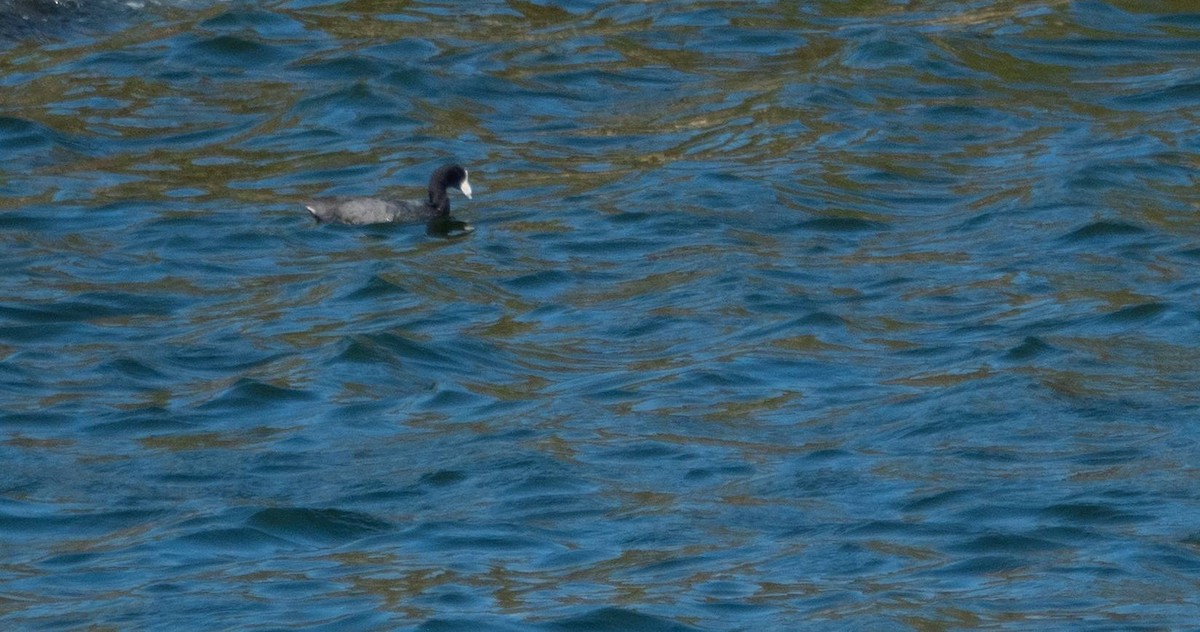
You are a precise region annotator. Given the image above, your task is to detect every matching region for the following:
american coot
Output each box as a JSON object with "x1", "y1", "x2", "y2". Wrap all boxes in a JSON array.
[{"x1": 305, "y1": 164, "x2": 473, "y2": 230}]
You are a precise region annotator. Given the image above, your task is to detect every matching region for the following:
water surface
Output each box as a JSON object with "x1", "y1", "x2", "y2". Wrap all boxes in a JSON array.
[{"x1": 2, "y1": 1, "x2": 1199, "y2": 629}]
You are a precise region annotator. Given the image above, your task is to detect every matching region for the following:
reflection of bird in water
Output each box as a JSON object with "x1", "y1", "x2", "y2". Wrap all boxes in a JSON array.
[{"x1": 0, "y1": 0, "x2": 127, "y2": 43}]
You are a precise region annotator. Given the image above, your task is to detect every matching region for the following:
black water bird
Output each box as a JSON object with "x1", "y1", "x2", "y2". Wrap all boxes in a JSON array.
[{"x1": 305, "y1": 164, "x2": 473, "y2": 235}]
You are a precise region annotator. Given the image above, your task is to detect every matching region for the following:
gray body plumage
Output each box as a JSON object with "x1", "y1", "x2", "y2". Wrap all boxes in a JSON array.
[{"x1": 305, "y1": 197, "x2": 434, "y2": 225}]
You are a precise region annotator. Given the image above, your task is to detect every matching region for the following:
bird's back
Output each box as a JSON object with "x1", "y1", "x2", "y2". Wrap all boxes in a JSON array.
[{"x1": 306, "y1": 197, "x2": 433, "y2": 225}]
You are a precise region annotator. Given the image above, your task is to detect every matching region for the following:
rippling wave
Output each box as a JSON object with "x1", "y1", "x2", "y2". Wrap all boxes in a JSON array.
[{"x1": 1, "y1": 1, "x2": 1198, "y2": 629}]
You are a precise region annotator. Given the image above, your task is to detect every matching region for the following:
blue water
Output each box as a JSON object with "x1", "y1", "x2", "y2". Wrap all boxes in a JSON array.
[{"x1": 2, "y1": 1, "x2": 1199, "y2": 629}]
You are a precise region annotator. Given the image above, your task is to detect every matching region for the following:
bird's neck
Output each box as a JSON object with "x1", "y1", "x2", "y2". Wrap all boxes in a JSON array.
[{"x1": 427, "y1": 189, "x2": 450, "y2": 215}]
